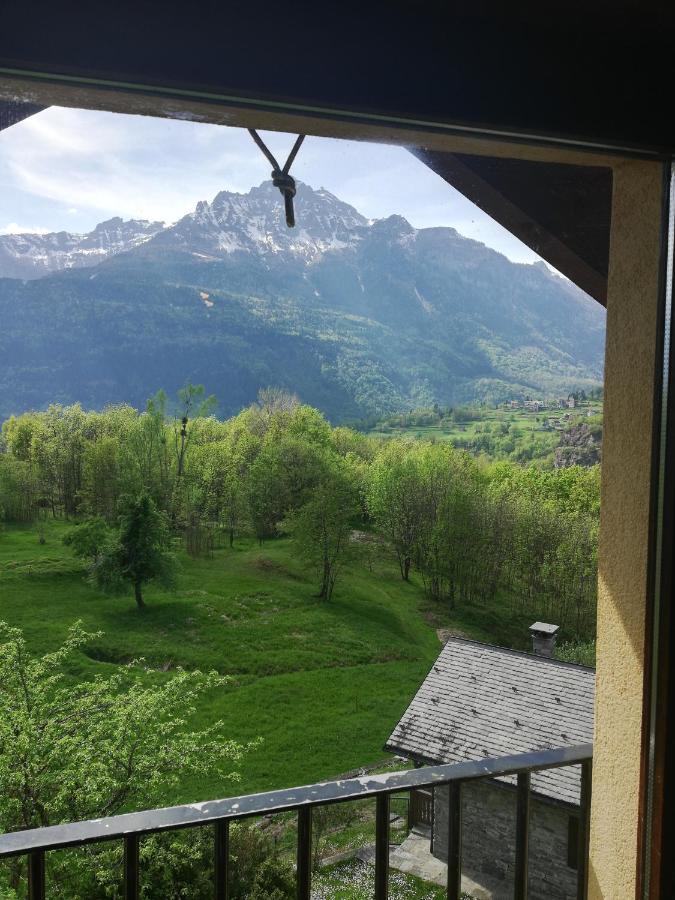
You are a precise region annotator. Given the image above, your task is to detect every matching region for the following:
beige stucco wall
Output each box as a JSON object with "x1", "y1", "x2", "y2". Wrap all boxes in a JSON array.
[{"x1": 589, "y1": 160, "x2": 665, "y2": 899}]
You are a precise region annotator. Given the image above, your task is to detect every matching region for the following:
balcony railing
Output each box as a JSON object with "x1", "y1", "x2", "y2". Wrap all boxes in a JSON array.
[{"x1": 0, "y1": 743, "x2": 593, "y2": 900}]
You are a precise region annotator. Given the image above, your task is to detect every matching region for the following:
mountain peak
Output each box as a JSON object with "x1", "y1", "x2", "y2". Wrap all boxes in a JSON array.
[
  {"x1": 163, "y1": 180, "x2": 370, "y2": 260},
  {"x1": 0, "y1": 217, "x2": 165, "y2": 280},
  {"x1": 0, "y1": 178, "x2": 605, "y2": 421}
]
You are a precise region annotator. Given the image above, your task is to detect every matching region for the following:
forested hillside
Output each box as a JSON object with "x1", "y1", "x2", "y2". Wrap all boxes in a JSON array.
[
  {"x1": 0, "y1": 390, "x2": 599, "y2": 636},
  {"x1": 0, "y1": 182, "x2": 605, "y2": 421}
]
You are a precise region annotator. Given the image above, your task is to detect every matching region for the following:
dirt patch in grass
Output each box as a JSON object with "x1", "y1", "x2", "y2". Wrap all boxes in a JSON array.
[
  {"x1": 436, "y1": 627, "x2": 468, "y2": 644},
  {"x1": 252, "y1": 555, "x2": 282, "y2": 572},
  {"x1": 251, "y1": 555, "x2": 303, "y2": 580}
]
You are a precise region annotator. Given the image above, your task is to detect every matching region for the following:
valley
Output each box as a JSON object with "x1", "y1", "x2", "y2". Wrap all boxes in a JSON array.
[{"x1": 360, "y1": 398, "x2": 603, "y2": 466}]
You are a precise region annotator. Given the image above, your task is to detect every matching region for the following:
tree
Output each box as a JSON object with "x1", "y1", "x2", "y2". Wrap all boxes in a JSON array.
[
  {"x1": 247, "y1": 436, "x2": 327, "y2": 544},
  {"x1": 195, "y1": 440, "x2": 249, "y2": 548},
  {"x1": 63, "y1": 515, "x2": 111, "y2": 560},
  {"x1": 173, "y1": 383, "x2": 216, "y2": 478},
  {"x1": 286, "y1": 460, "x2": 358, "y2": 601},
  {"x1": 0, "y1": 455, "x2": 39, "y2": 524},
  {"x1": 0, "y1": 622, "x2": 247, "y2": 898},
  {"x1": 123, "y1": 392, "x2": 173, "y2": 512},
  {"x1": 227, "y1": 824, "x2": 295, "y2": 899},
  {"x1": 80, "y1": 436, "x2": 122, "y2": 521},
  {"x1": 367, "y1": 442, "x2": 426, "y2": 581},
  {"x1": 65, "y1": 495, "x2": 177, "y2": 609}
]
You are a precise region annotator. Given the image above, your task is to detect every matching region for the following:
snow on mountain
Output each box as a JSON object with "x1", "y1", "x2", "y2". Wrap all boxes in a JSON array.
[
  {"x1": 146, "y1": 181, "x2": 369, "y2": 261},
  {"x1": 0, "y1": 179, "x2": 606, "y2": 421},
  {"x1": 0, "y1": 217, "x2": 165, "y2": 280}
]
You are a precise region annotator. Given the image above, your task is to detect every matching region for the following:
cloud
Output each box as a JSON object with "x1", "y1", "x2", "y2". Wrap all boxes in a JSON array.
[
  {"x1": 0, "y1": 223, "x2": 51, "y2": 235},
  {"x1": 0, "y1": 108, "x2": 265, "y2": 224},
  {"x1": 0, "y1": 108, "x2": 540, "y2": 263}
]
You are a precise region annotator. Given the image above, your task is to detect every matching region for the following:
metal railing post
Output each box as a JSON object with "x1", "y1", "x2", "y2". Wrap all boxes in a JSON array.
[
  {"x1": 296, "y1": 806, "x2": 312, "y2": 900},
  {"x1": 0, "y1": 744, "x2": 593, "y2": 900},
  {"x1": 447, "y1": 782, "x2": 462, "y2": 900},
  {"x1": 375, "y1": 793, "x2": 390, "y2": 899},
  {"x1": 577, "y1": 760, "x2": 592, "y2": 900},
  {"x1": 214, "y1": 819, "x2": 229, "y2": 900},
  {"x1": 514, "y1": 771, "x2": 531, "y2": 899},
  {"x1": 124, "y1": 834, "x2": 139, "y2": 900},
  {"x1": 28, "y1": 850, "x2": 45, "y2": 900}
]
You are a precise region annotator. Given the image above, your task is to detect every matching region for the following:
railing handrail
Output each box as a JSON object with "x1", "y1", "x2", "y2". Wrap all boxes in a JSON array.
[{"x1": 0, "y1": 742, "x2": 592, "y2": 858}]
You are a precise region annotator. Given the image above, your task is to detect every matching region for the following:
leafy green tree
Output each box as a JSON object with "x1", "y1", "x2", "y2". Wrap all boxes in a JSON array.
[
  {"x1": 63, "y1": 515, "x2": 111, "y2": 560},
  {"x1": 228, "y1": 824, "x2": 295, "y2": 899},
  {"x1": 0, "y1": 455, "x2": 39, "y2": 524},
  {"x1": 247, "y1": 436, "x2": 327, "y2": 543},
  {"x1": 122, "y1": 392, "x2": 173, "y2": 512},
  {"x1": 286, "y1": 460, "x2": 358, "y2": 601},
  {"x1": 80, "y1": 436, "x2": 123, "y2": 521},
  {"x1": 368, "y1": 442, "x2": 426, "y2": 581},
  {"x1": 65, "y1": 495, "x2": 177, "y2": 609},
  {"x1": 0, "y1": 622, "x2": 246, "y2": 898},
  {"x1": 173, "y1": 383, "x2": 216, "y2": 479},
  {"x1": 194, "y1": 440, "x2": 250, "y2": 548}
]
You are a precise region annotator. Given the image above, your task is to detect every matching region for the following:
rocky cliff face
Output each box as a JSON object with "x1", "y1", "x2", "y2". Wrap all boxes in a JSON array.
[
  {"x1": 152, "y1": 182, "x2": 368, "y2": 261},
  {"x1": 554, "y1": 422, "x2": 602, "y2": 468},
  {"x1": 0, "y1": 217, "x2": 165, "y2": 280}
]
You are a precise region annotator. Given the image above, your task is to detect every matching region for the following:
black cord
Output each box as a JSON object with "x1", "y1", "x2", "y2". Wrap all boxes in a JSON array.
[{"x1": 248, "y1": 129, "x2": 306, "y2": 228}]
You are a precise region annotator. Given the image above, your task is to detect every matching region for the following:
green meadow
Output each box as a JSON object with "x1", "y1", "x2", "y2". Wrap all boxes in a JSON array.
[
  {"x1": 367, "y1": 402, "x2": 603, "y2": 466},
  {"x1": 0, "y1": 521, "x2": 532, "y2": 805}
]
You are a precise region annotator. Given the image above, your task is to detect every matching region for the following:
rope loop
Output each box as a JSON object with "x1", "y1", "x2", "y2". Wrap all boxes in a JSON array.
[
  {"x1": 248, "y1": 129, "x2": 305, "y2": 228},
  {"x1": 271, "y1": 169, "x2": 297, "y2": 198}
]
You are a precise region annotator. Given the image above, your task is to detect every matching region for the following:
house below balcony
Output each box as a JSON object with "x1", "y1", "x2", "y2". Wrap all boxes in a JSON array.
[{"x1": 385, "y1": 627, "x2": 595, "y2": 899}]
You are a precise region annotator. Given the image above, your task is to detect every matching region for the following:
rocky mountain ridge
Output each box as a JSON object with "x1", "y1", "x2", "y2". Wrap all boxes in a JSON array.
[
  {"x1": 0, "y1": 217, "x2": 165, "y2": 280},
  {"x1": 0, "y1": 181, "x2": 606, "y2": 421}
]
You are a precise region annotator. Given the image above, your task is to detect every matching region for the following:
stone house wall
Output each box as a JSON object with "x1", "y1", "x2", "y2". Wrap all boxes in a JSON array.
[{"x1": 432, "y1": 779, "x2": 577, "y2": 900}]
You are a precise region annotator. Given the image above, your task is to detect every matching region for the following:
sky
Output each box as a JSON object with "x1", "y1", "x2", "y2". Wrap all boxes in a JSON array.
[{"x1": 0, "y1": 107, "x2": 541, "y2": 264}]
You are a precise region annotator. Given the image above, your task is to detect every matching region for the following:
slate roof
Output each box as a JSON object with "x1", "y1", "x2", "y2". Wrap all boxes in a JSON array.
[{"x1": 385, "y1": 638, "x2": 594, "y2": 807}]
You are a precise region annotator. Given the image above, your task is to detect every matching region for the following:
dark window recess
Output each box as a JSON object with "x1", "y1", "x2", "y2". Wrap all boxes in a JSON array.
[{"x1": 568, "y1": 815, "x2": 580, "y2": 869}]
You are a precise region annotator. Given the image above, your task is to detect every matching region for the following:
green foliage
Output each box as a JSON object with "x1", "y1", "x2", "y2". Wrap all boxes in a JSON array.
[
  {"x1": 0, "y1": 455, "x2": 39, "y2": 524},
  {"x1": 367, "y1": 442, "x2": 427, "y2": 581},
  {"x1": 363, "y1": 400, "x2": 603, "y2": 468},
  {"x1": 4, "y1": 394, "x2": 600, "y2": 633},
  {"x1": 110, "y1": 494, "x2": 177, "y2": 607},
  {"x1": 63, "y1": 515, "x2": 111, "y2": 559},
  {"x1": 0, "y1": 621, "x2": 246, "y2": 897},
  {"x1": 555, "y1": 639, "x2": 596, "y2": 667},
  {"x1": 228, "y1": 824, "x2": 295, "y2": 899},
  {"x1": 65, "y1": 496, "x2": 177, "y2": 608},
  {"x1": 284, "y1": 454, "x2": 360, "y2": 601}
]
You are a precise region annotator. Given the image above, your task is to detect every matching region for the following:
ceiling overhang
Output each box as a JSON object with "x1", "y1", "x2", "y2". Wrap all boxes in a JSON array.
[
  {"x1": 0, "y1": 3, "x2": 673, "y2": 155},
  {"x1": 0, "y1": 99, "x2": 44, "y2": 132},
  {"x1": 414, "y1": 151, "x2": 612, "y2": 305}
]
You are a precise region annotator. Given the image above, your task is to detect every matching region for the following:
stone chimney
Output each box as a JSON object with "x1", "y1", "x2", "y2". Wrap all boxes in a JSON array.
[{"x1": 529, "y1": 622, "x2": 559, "y2": 658}]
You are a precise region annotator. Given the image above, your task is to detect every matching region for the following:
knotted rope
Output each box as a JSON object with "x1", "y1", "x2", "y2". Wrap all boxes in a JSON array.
[{"x1": 248, "y1": 129, "x2": 306, "y2": 228}]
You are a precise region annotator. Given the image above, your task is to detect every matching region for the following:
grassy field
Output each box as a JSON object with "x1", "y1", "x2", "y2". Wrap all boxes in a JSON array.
[
  {"x1": 0, "y1": 520, "x2": 535, "y2": 807},
  {"x1": 367, "y1": 402, "x2": 603, "y2": 465}
]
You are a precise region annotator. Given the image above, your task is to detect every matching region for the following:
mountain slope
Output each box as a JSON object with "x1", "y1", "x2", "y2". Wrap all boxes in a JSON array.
[
  {"x1": 0, "y1": 217, "x2": 165, "y2": 280},
  {"x1": 0, "y1": 182, "x2": 605, "y2": 421}
]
